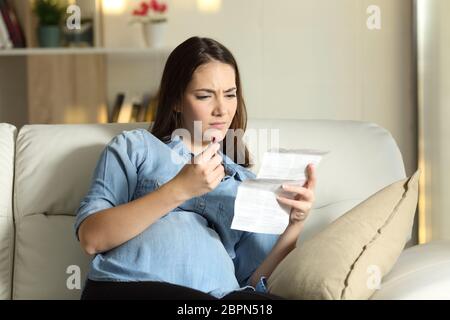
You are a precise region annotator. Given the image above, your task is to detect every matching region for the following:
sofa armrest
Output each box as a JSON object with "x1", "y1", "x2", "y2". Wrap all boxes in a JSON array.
[{"x1": 370, "y1": 241, "x2": 450, "y2": 300}]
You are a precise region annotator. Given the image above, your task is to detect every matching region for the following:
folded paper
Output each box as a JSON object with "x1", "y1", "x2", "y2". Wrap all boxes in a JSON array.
[{"x1": 231, "y1": 149, "x2": 329, "y2": 234}]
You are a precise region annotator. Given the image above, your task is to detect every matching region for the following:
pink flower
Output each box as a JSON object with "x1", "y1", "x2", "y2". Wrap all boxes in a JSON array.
[
  {"x1": 158, "y1": 3, "x2": 167, "y2": 13},
  {"x1": 132, "y1": 0, "x2": 168, "y2": 20},
  {"x1": 150, "y1": 0, "x2": 159, "y2": 11},
  {"x1": 149, "y1": 0, "x2": 167, "y2": 13},
  {"x1": 132, "y1": 1, "x2": 150, "y2": 16},
  {"x1": 132, "y1": 9, "x2": 146, "y2": 16}
]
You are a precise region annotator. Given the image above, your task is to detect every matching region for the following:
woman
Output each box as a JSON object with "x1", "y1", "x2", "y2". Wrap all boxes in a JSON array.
[{"x1": 75, "y1": 36, "x2": 316, "y2": 300}]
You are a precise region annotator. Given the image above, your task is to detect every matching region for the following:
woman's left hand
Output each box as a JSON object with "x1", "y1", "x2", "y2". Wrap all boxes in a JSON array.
[{"x1": 276, "y1": 163, "x2": 316, "y2": 228}]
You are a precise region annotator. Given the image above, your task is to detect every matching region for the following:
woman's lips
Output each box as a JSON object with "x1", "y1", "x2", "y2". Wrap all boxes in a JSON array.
[{"x1": 210, "y1": 123, "x2": 226, "y2": 129}]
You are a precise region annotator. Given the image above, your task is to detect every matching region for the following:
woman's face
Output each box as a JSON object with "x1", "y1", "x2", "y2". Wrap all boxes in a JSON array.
[{"x1": 179, "y1": 61, "x2": 238, "y2": 147}]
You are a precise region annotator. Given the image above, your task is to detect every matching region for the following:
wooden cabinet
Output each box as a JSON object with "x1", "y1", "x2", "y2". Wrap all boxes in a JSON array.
[
  {"x1": 0, "y1": 0, "x2": 169, "y2": 126},
  {"x1": 0, "y1": 0, "x2": 107, "y2": 125},
  {"x1": 27, "y1": 53, "x2": 107, "y2": 124}
]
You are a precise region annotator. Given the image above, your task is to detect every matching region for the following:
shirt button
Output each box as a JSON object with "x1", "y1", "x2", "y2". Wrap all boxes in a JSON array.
[{"x1": 197, "y1": 198, "x2": 206, "y2": 212}]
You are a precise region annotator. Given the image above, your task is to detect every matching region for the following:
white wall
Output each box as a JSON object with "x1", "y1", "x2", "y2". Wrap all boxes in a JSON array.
[{"x1": 107, "y1": 0, "x2": 417, "y2": 177}]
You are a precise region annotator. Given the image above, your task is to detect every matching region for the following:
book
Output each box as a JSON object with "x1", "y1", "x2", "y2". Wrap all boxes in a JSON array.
[
  {"x1": 0, "y1": 13, "x2": 12, "y2": 49},
  {"x1": 0, "y1": 0, "x2": 14, "y2": 46},
  {"x1": 111, "y1": 93, "x2": 157, "y2": 123},
  {"x1": 137, "y1": 93, "x2": 152, "y2": 122},
  {"x1": 116, "y1": 93, "x2": 142, "y2": 123},
  {"x1": 0, "y1": 0, "x2": 25, "y2": 48},
  {"x1": 117, "y1": 99, "x2": 133, "y2": 123},
  {"x1": 145, "y1": 97, "x2": 158, "y2": 122},
  {"x1": 110, "y1": 93, "x2": 125, "y2": 123},
  {"x1": 130, "y1": 101, "x2": 141, "y2": 123}
]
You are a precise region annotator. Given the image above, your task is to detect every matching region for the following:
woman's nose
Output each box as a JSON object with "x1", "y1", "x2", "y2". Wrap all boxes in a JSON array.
[{"x1": 213, "y1": 96, "x2": 227, "y2": 115}]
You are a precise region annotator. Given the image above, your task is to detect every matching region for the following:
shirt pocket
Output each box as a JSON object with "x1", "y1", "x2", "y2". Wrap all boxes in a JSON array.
[{"x1": 133, "y1": 177, "x2": 161, "y2": 200}]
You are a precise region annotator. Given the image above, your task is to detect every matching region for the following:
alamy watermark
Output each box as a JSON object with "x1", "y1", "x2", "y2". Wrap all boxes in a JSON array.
[
  {"x1": 367, "y1": 5, "x2": 381, "y2": 30},
  {"x1": 66, "y1": 5, "x2": 81, "y2": 30},
  {"x1": 169, "y1": 121, "x2": 280, "y2": 166},
  {"x1": 66, "y1": 265, "x2": 81, "y2": 290},
  {"x1": 366, "y1": 264, "x2": 382, "y2": 290},
  {"x1": 65, "y1": 4, "x2": 381, "y2": 32}
]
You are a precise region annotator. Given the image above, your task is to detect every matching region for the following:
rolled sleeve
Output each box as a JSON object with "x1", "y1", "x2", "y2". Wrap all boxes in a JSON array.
[
  {"x1": 254, "y1": 276, "x2": 268, "y2": 293},
  {"x1": 233, "y1": 231, "x2": 279, "y2": 290},
  {"x1": 74, "y1": 130, "x2": 147, "y2": 241}
]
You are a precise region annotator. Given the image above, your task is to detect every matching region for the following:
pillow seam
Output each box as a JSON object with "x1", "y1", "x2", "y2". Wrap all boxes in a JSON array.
[{"x1": 339, "y1": 177, "x2": 413, "y2": 299}]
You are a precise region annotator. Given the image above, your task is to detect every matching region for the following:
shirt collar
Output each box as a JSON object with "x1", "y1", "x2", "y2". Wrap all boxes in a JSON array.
[{"x1": 165, "y1": 134, "x2": 191, "y2": 161}]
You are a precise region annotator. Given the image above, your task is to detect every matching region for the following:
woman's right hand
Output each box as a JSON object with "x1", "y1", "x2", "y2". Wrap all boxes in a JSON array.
[{"x1": 171, "y1": 142, "x2": 225, "y2": 200}]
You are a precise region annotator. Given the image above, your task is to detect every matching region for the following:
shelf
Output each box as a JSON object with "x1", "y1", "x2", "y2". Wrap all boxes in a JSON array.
[{"x1": 0, "y1": 46, "x2": 173, "y2": 56}]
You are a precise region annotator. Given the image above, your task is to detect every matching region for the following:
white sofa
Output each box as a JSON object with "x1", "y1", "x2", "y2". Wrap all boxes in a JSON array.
[{"x1": 0, "y1": 119, "x2": 449, "y2": 300}]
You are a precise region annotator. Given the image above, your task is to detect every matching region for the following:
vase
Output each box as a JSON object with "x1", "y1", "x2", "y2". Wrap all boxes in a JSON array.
[
  {"x1": 38, "y1": 25, "x2": 61, "y2": 48},
  {"x1": 142, "y1": 21, "x2": 167, "y2": 48}
]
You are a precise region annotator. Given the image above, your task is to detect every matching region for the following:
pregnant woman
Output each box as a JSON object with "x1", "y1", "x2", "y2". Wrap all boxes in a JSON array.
[{"x1": 75, "y1": 36, "x2": 316, "y2": 300}]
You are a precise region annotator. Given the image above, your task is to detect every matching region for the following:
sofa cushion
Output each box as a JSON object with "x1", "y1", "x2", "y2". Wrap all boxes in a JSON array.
[
  {"x1": 12, "y1": 123, "x2": 149, "y2": 299},
  {"x1": 267, "y1": 170, "x2": 420, "y2": 300},
  {"x1": 0, "y1": 123, "x2": 16, "y2": 300},
  {"x1": 370, "y1": 240, "x2": 450, "y2": 299}
]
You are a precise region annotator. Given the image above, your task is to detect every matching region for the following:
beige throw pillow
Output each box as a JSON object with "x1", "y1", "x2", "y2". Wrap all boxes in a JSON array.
[{"x1": 267, "y1": 169, "x2": 420, "y2": 300}]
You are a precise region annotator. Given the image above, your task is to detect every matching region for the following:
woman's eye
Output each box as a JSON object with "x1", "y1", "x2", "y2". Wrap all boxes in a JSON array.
[{"x1": 196, "y1": 95, "x2": 236, "y2": 100}]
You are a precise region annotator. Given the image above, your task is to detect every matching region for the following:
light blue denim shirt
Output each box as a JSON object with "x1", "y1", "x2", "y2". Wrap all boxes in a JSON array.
[{"x1": 74, "y1": 128, "x2": 280, "y2": 299}]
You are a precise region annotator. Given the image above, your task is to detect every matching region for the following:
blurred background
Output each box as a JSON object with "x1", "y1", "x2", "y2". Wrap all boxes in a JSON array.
[{"x1": 0, "y1": 0, "x2": 448, "y2": 245}]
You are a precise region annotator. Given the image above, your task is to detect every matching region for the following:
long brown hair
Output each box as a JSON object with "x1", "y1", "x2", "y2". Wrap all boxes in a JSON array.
[{"x1": 150, "y1": 36, "x2": 252, "y2": 168}]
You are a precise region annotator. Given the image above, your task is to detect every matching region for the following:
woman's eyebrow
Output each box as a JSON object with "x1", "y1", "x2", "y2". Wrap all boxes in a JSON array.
[{"x1": 194, "y1": 87, "x2": 237, "y2": 93}]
